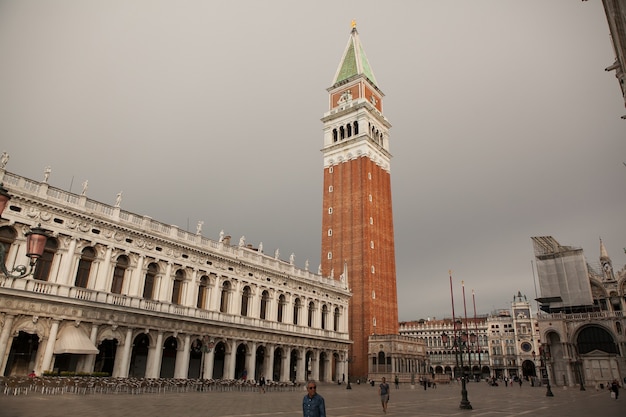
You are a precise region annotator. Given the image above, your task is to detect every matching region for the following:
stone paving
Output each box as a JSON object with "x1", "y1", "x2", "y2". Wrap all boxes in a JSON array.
[{"x1": 0, "y1": 380, "x2": 623, "y2": 417}]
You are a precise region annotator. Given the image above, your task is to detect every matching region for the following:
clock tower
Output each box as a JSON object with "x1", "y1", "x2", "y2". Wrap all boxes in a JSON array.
[{"x1": 321, "y1": 22, "x2": 399, "y2": 379}]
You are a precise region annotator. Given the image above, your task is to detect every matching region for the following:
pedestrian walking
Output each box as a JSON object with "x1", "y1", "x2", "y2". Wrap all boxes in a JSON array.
[
  {"x1": 258, "y1": 375, "x2": 266, "y2": 394},
  {"x1": 379, "y1": 376, "x2": 390, "y2": 414},
  {"x1": 394, "y1": 375, "x2": 399, "y2": 389},
  {"x1": 303, "y1": 380, "x2": 326, "y2": 417},
  {"x1": 610, "y1": 379, "x2": 620, "y2": 400}
]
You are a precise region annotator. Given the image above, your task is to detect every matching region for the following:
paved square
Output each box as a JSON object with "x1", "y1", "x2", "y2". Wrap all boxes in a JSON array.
[{"x1": 1, "y1": 381, "x2": 623, "y2": 417}]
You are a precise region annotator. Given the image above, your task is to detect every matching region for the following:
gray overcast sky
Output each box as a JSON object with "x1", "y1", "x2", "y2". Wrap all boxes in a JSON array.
[{"x1": 1, "y1": 1, "x2": 624, "y2": 321}]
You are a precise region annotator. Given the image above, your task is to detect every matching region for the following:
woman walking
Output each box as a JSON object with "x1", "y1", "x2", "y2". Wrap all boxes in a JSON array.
[{"x1": 379, "y1": 377, "x2": 390, "y2": 413}]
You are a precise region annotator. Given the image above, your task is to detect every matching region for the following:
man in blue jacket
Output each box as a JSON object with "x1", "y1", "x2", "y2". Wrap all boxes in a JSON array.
[{"x1": 303, "y1": 380, "x2": 326, "y2": 417}]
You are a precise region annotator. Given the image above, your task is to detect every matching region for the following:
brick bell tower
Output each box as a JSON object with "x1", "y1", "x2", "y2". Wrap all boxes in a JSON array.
[{"x1": 321, "y1": 22, "x2": 399, "y2": 379}]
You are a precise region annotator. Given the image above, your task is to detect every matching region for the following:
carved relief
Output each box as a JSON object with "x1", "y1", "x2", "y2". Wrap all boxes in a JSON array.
[{"x1": 26, "y1": 207, "x2": 40, "y2": 219}]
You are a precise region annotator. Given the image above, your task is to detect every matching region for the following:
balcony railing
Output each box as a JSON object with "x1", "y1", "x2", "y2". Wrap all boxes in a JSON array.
[
  {"x1": 538, "y1": 310, "x2": 623, "y2": 320},
  {"x1": 0, "y1": 275, "x2": 349, "y2": 341}
]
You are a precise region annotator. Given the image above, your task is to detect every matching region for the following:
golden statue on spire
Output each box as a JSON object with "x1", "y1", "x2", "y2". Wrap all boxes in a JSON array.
[{"x1": 351, "y1": 19, "x2": 356, "y2": 29}]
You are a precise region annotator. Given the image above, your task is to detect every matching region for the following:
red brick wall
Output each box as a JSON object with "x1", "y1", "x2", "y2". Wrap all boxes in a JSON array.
[{"x1": 321, "y1": 156, "x2": 398, "y2": 378}]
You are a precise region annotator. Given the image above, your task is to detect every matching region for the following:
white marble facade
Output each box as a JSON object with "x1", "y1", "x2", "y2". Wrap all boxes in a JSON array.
[{"x1": 0, "y1": 169, "x2": 351, "y2": 382}]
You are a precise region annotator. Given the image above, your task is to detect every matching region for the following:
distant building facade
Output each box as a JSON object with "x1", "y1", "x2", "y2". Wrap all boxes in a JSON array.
[
  {"x1": 0, "y1": 168, "x2": 351, "y2": 381},
  {"x1": 532, "y1": 236, "x2": 625, "y2": 388},
  {"x1": 400, "y1": 316, "x2": 490, "y2": 381},
  {"x1": 400, "y1": 293, "x2": 540, "y2": 382},
  {"x1": 487, "y1": 295, "x2": 540, "y2": 381}
]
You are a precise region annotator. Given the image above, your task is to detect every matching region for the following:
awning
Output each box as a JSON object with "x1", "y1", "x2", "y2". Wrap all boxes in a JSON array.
[{"x1": 54, "y1": 326, "x2": 99, "y2": 355}]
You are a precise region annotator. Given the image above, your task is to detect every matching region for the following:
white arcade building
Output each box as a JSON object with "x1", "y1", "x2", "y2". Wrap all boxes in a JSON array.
[{"x1": 0, "y1": 166, "x2": 351, "y2": 382}]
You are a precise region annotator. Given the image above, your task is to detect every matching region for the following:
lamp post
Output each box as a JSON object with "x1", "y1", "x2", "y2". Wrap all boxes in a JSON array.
[
  {"x1": 538, "y1": 345, "x2": 554, "y2": 397},
  {"x1": 442, "y1": 330, "x2": 472, "y2": 410},
  {"x1": 471, "y1": 289, "x2": 482, "y2": 381},
  {"x1": 0, "y1": 183, "x2": 50, "y2": 278},
  {"x1": 346, "y1": 355, "x2": 353, "y2": 389}
]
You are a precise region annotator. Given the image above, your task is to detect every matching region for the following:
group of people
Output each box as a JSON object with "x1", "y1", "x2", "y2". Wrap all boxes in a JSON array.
[
  {"x1": 301, "y1": 374, "x2": 624, "y2": 416},
  {"x1": 302, "y1": 377, "x2": 391, "y2": 416}
]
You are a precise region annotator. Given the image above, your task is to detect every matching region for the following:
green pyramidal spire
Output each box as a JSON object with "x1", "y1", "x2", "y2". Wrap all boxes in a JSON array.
[{"x1": 332, "y1": 23, "x2": 378, "y2": 88}]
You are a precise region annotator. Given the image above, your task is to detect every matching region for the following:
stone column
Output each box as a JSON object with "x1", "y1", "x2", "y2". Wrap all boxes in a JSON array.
[
  {"x1": 247, "y1": 341, "x2": 256, "y2": 380},
  {"x1": 311, "y1": 350, "x2": 320, "y2": 381},
  {"x1": 95, "y1": 246, "x2": 113, "y2": 291},
  {"x1": 264, "y1": 344, "x2": 274, "y2": 381},
  {"x1": 186, "y1": 269, "x2": 199, "y2": 308},
  {"x1": 146, "y1": 331, "x2": 163, "y2": 378},
  {"x1": 232, "y1": 282, "x2": 242, "y2": 316},
  {"x1": 41, "y1": 320, "x2": 60, "y2": 373},
  {"x1": 250, "y1": 287, "x2": 261, "y2": 319},
  {"x1": 81, "y1": 324, "x2": 99, "y2": 373},
  {"x1": 128, "y1": 255, "x2": 145, "y2": 297},
  {"x1": 280, "y1": 347, "x2": 290, "y2": 382},
  {"x1": 211, "y1": 275, "x2": 221, "y2": 312},
  {"x1": 203, "y1": 348, "x2": 214, "y2": 379},
  {"x1": 174, "y1": 334, "x2": 191, "y2": 378},
  {"x1": 58, "y1": 238, "x2": 78, "y2": 286},
  {"x1": 225, "y1": 339, "x2": 236, "y2": 379},
  {"x1": 297, "y1": 349, "x2": 306, "y2": 383},
  {"x1": 114, "y1": 328, "x2": 133, "y2": 377},
  {"x1": 0, "y1": 314, "x2": 16, "y2": 375},
  {"x1": 158, "y1": 262, "x2": 173, "y2": 302}
]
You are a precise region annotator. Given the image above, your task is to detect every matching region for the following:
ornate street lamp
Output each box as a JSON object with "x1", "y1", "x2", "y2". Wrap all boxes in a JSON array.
[
  {"x1": 0, "y1": 183, "x2": 50, "y2": 278},
  {"x1": 538, "y1": 345, "x2": 554, "y2": 397},
  {"x1": 442, "y1": 330, "x2": 472, "y2": 410}
]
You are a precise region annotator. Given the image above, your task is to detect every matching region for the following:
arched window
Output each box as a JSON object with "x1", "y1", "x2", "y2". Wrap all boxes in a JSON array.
[
  {"x1": 171, "y1": 269, "x2": 184, "y2": 305},
  {"x1": 260, "y1": 290, "x2": 269, "y2": 320},
  {"x1": 143, "y1": 263, "x2": 158, "y2": 299},
  {"x1": 321, "y1": 304, "x2": 328, "y2": 330},
  {"x1": 220, "y1": 281, "x2": 231, "y2": 313},
  {"x1": 197, "y1": 275, "x2": 209, "y2": 309},
  {"x1": 308, "y1": 301, "x2": 315, "y2": 327},
  {"x1": 334, "y1": 307, "x2": 340, "y2": 331},
  {"x1": 111, "y1": 255, "x2": 129, "y2": 294},
  {"x1": 328, "y1": 229, "x2": 332, "y2": 236},
  {"x1": 241, "y1": 286, "x2": 251, "y2": 316},
  {"x1": 75, "y1": 247, "x2": 96, "y2": 288},
  {"x1": 278, "y1": 294, "x2": 286, "y2": 322},
  {"x1": 577, "y1": 325, "x2": 619, "y2": 354},
  {"x1": 293, "y1": 298, "x2": 301, "y2": 325},
  {"x1": 340, "y1": 126, "x2": 345, "y2": 139},
  {"x1": 33, "y1": 237, "x2": 58, "y2": 282},
  {"x1": 353, "y1": 121, "x2": 359, "y2": 135},
  {"x1": 332, "y1": 128, "x2": 338, "y2": 143},
  {"x1": 347, "y1": 123, "x2": 352, "y2": 137}
]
